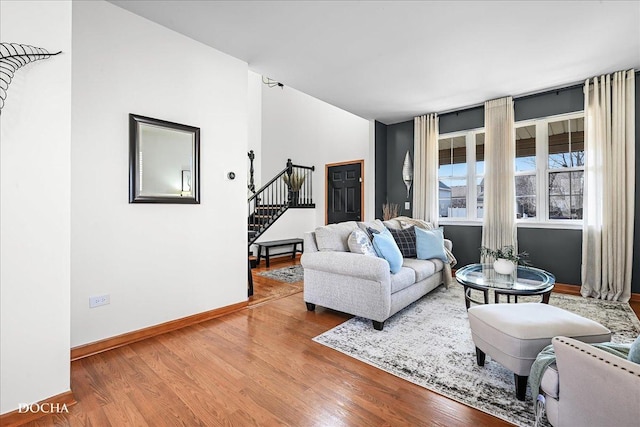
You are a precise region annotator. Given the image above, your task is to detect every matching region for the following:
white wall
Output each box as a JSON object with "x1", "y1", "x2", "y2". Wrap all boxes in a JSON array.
[
  {"x1": 0, "y1": 0, "x2": 72, "y2": 414},
  {"x1": 248, "y1": 71, "x2": 262, "y2": 194},
  {"x1": 260, "y1": 84, "x2": 373, "y2": 237},
  {"x1": 71, "y1": 1, "x2": 248, "y2": 347}
]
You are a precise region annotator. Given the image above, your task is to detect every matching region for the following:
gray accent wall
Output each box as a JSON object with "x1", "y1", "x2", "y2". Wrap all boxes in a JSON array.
[
  {"x1": 386, "y1": 120, "x2": 414, "y2": 217},
  {"x1": 377, "y1": 72, "x2": 640, "y2": 293},
  {"x1": 375, "y1": 121, "x2": 387, "y2": 219}
]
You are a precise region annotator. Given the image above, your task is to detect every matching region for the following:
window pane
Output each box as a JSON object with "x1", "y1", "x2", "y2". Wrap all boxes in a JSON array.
[
  {"x1": 439, "y1": 178, "x2": 466, "y2": 218},
  {"x1": 548, "y1": 117, "x2": 585, "y2": 169},
  {"x1": 515, "y1": 125, "x2": 536, "y2": 172},
  {"x1": 438, "y1": 136, "x2": 467, "y2": 176},
  {"x1": 570, "y1": 117, "x2": 584, "y2": 167},
  {"x1": 549, "y1": 171, "x2": 570, "y2": 196},
  {"x1": 476, "y1": 177, "x2": 484, "y2": 219},
  {"x1": 549, "y1": 195, "x2": 571, "y2": 219},
  {"x1": 549, "y1": 171, "x2": 583, "y2": 219},
  {"x1": 476, "y1": 133, "x2": 485, "y2": 176},
  {"x1": 515, "y1": 174, "x2": 536, "y2": 219}
]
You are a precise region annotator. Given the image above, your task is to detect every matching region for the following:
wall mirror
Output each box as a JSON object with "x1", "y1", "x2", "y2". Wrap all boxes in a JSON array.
[{"x1": 129, "y1": 114, "x2": 200, "y2": 204}]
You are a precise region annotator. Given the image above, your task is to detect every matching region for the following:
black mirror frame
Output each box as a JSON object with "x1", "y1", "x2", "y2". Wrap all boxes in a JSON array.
[{"x1": 129, "y1": 114, "x2": 200, "y2": 204}]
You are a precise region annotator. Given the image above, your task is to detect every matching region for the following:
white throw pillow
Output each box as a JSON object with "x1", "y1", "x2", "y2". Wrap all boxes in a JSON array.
[{"x1": 347, "y1": 229, "x2": 377, "y2": 257}]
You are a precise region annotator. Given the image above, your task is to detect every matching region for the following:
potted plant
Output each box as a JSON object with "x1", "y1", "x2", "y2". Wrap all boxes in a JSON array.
[
  {"x1": 283, "y1": 172, "x2": 306, "y2": 206},
  {"x1": 480, "y1": 245, "x2": 530, "y2": 274}
]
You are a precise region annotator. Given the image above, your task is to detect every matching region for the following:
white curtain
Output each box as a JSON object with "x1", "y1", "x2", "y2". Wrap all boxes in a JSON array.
[
  {"x1": 413, "y1": 113, "x2": 439, "y2": 225},
  {"x1": 481, "y1": 97, "x2": 516, "y2": 260},
  {"x1": 581, "y1": 70, "x2": 635, "y2": 302}
]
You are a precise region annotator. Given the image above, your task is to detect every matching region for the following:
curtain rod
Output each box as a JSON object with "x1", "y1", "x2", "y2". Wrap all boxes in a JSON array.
[{"x1": 438, "y1": 81, "x2": 585, "y2": 117}]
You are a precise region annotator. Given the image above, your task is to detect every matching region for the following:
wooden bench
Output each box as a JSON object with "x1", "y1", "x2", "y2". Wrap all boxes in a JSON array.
[{"x1": 255, "y1": 238, "x2": 304, "y2": 267}]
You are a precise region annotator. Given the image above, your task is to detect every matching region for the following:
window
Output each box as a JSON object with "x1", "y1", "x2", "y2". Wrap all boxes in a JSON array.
[
  {"x1": 438, "y1": 135, "x2": 467, "y2": 218},
  {"x1": 547, "y1": 117, "x2": 584, "y2": 220},
  {"x1": 437, "y1": 112, "x2": 584, "y2": 226},
  {"x1": 515, "y1": 124, "x2": 536, "y2": 219}
]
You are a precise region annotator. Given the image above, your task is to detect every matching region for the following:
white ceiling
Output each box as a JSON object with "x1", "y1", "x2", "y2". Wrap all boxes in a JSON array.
[{"x1": 109, "y1": 1, "x2": 640, "y2": 124}]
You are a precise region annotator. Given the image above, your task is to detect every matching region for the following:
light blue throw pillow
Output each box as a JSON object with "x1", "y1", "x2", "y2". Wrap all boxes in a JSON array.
[
  {"x1": 372, "y1": 233, "x2": 403, "y2": 274},
  {"x1": 415, "y1": 227, "x2": 448, "y2": 262},
  {"x1": 628, "y1": 334, "x2": 640, "y2": 364}
]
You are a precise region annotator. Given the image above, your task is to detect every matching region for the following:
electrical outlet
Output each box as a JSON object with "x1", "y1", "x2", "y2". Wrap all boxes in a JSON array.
[
  {"x1": 89, "y1": 294, "x2": 110, "y2": 308},
  {"x1": 405, "y1": 202, "x2": 411, "y2": 210}
]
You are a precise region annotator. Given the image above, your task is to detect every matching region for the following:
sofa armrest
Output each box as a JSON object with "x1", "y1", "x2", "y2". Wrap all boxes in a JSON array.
[
  {"x1": 301, "y1": 251, "x2": 390, "y2": 283},
  {"x1": 444, "y1": 238, "x2": 452, "y2": 252},
  {"x1": 551, "y1": 336, "x2": 640, "y2": 426}
]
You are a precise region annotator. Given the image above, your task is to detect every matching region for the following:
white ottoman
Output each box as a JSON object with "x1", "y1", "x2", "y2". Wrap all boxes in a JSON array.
[{"x1": 467, "y1": 303, "x2": 611, "y2": 400}]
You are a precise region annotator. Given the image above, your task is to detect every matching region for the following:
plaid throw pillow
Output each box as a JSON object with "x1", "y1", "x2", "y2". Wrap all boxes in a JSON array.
[{"x1": 387, "y1": 226, "x2": 416, "y2": 258}]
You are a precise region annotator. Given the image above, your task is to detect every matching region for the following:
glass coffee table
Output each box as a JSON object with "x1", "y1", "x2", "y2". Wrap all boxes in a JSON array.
[{"x1": 455, "y1": 263, "x2": 556, "y2": 310}]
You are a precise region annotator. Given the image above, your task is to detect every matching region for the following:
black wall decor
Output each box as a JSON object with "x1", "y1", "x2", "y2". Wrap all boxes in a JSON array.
[{"x1": 0, "y1": 43, "x2": 62, "y2": 112}]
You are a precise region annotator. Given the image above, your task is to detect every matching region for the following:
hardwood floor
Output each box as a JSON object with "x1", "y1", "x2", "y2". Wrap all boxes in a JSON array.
[
  {"x1": 20, "y1": 259, "x2": 640, "y2": 427},
  {"x1": 248, "y1": 255, "x2": 303, "y2": 306}
]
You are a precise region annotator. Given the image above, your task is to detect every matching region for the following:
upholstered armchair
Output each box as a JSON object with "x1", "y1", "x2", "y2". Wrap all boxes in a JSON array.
[{"x1": 536, "y1": 336, "x2": 640, "y2": 427}]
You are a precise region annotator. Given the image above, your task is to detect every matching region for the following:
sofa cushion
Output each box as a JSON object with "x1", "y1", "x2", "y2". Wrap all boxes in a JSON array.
[
  {"x1": 387, "y1": 226, "x2": 417, "y2": 258},
  {"x1": 390, "y1": 267, "x2": 416, "y2": 293},
  {"x1": 315, "y1": 221, "x2": 358, "y2": 252},
  {"x1": 372, "y1": 233, "x2": 403, "y2": 274},
  {"x1": 415, "y1": 227, "x2": 448, "y2": 262},
  {"x1": 402, "y1": 258, "x2": 443, "y2": 282},
  {"x1": 540, "y1": 362, "x2": 559, "y2": 398},
  {"x1": 347, "y1": 229, "x2": 377, "y2": 257}
]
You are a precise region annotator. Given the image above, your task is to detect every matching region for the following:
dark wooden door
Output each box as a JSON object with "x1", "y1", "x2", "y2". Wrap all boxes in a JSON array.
[{"x1": 327, "y1": 162, "x2": 362, "y2": 224}]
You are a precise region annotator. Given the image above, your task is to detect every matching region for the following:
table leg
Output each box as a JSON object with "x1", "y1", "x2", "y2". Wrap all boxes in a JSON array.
[
  {"x1": 265, "y1": 247, "x2": 270, "y2": 268},
  {"x1": 291, "y1": 243, "x2": 297, "y2": 260},
  {"x1": 542, "y1": 291, "x2": 551, "y2": 304},
  {"x1": 256, "y1": 245, "x2": 262, "y2": 266},
  {"x1": 464, "y1": 286, "x2": 471, "y2": 310}
]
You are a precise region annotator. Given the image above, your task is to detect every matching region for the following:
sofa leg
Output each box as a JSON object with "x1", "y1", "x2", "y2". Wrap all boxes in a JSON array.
[
  {"x1": 475, "y1": 347, "x2": 486, "y2": 366},
  {"x1": 372, "y1": 320, "x2": 384, "y2": 331},
  {"x1": 305, "y1": 302, "x2": 316, "y2": 311},
  {"x1": 514, "y1": 374, "x2": 527, "y2": 401}
]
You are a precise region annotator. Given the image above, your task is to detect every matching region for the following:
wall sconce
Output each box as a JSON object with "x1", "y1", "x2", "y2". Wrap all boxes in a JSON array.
[{"x1": 402, "y1": 150, "x2": 413, "y2": 199}]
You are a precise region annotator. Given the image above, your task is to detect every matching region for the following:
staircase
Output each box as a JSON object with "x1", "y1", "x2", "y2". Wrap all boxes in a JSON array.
[
  {"x1": 247, "y1": 158, "x2": 314, "y2": 296},
  {"x1": 248, "y1": 158, "x2": 315, "y2": 246}
]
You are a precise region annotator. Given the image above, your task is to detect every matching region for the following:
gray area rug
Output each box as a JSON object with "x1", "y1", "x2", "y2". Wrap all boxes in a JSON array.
[
  {"x1": 313, "y1": 285, "x2": 640, "y2": 427},
  {"x1": 257, "y1": 265, "x2": 304, "y2": 283}
]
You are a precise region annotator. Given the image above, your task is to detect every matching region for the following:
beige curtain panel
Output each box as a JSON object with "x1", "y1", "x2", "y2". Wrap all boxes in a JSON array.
[
  {"x1": 481, "y1": 96, "x2": 516, "y2": 261},
  {"x1": 413, "y1": 113, "x2": 439, "y2": 225},
  {"x1": 581, "y1": 70, "x2": 635, "y2": 302}
]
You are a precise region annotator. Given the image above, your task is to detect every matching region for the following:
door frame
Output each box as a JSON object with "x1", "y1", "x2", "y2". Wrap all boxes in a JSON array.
[{"x1": 325, "y1": 159, "x2": 365, "y2": 225}]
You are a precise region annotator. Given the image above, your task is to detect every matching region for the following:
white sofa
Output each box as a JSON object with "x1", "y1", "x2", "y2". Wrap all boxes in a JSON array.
[{"x1": 301, "y1": 220, "x2": 452, "y2": 330}]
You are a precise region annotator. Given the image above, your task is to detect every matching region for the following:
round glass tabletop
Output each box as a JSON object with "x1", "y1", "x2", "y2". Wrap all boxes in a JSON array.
[{"x1": 455, "y1": 263, "x2": 555, "y2": 292}]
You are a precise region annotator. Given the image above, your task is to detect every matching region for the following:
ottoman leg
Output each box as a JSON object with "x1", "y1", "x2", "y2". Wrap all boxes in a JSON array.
[
  {"x1": 514, "y1": 374, "x2": 527, "y2": 401},
  {"x1": 475, "y1": 347, "x2": 486, "y2": 366}
]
